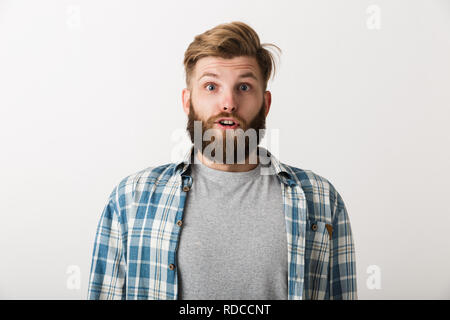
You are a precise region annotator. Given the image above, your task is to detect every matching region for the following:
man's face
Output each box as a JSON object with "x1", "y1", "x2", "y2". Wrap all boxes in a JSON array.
[{"x1": 183, "y1": 56, "x2": 272, "y2": 164}]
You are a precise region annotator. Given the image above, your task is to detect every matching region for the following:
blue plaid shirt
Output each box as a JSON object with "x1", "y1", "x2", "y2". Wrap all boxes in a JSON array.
[{"x1": 87, "y1": 145, "x2": 357, "y2": 300}]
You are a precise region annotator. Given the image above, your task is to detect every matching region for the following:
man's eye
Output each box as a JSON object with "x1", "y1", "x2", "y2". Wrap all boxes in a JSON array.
[
  {"x1": 205, "y1": 83, "x2": 216, "y2": 91},
  {"x1": 239, "y1": 83, "x2": 251, "y2": 91}
]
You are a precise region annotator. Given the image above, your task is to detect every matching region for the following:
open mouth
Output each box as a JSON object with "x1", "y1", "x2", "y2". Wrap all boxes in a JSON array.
[{"x1": 215, "y1": 119, "x2": 240, "y2": 129}]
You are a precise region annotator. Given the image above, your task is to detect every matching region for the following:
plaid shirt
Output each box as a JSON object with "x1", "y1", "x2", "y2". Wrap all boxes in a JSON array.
[{"x1": 87, "y1": 146, "x2": 357, "y2": 300}]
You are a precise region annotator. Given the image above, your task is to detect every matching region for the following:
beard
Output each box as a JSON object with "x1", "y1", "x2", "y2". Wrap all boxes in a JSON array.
[{"x1": 186, "y1": 99, "x2": 267, "y2": 165}]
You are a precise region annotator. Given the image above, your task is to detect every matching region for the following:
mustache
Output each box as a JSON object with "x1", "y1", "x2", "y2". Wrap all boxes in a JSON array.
[
  {"x1": 186, "y1": 99, "x2": 266, "y2": 137},
  {"x1": 207, "y1": 114, "x2": 245, "y2": 127}
]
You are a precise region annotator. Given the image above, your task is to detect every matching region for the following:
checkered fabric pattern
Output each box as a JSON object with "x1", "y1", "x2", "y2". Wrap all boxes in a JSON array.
[{"x1": 87, "y1": 146, "x2": 357, "y2": 300}]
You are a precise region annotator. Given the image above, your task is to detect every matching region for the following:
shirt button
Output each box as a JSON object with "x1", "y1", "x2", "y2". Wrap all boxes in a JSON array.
[
  {"x1": 311, "y1": 223, "x2": 318, "y2": 231},
  {"x1": 182, "y1": 186, "x2": 190, "y2": 192},
  {"x1": 176, "y1": 220, "x2": 183, "y2": 227},
  {"x1": 169, "y1": 264, "x2": 176, "y2": 271}
]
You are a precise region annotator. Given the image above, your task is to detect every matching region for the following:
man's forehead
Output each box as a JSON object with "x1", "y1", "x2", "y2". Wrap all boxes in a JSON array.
[{"x1": 194, "y1": 56, "x2": 261, "y2": 79}]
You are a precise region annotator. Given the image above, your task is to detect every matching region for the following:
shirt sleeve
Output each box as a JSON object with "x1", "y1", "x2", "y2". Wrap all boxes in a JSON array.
[
  {"x1": 329, "y1": 190, "x2": 358, "y2": 299},
  {"x1": 87, "y1": 190, "x2": 126, "y2": 300}
]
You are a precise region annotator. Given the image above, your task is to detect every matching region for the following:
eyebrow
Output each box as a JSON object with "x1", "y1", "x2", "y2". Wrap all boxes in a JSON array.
[{"x1": 197, "y1": 71, "x2": 258, "y2": 82}]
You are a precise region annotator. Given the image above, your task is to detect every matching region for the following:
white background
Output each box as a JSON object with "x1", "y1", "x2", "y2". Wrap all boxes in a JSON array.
[{"x1": 1, "y1": 0, "x2": 449, "y2": 299}]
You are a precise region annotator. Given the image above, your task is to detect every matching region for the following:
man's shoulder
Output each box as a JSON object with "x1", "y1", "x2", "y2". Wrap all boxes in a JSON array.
[
  {"x1": 281, "y1": 162, "x2": 341, "y2": 204},
  {"x1": 112, "y1": 162, "x2": 179, "y2": 197},
  {"x1": 281, "y1": 163, "x2": 349, "y2": 223}
]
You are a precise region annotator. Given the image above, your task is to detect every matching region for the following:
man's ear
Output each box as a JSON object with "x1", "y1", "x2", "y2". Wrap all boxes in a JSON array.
[
  {"x1": 263, "y1": 90, "x2": 272, "y2": 117},
  {"x1": 182, "y1": 88, "x2": 191, "y2": 116}
]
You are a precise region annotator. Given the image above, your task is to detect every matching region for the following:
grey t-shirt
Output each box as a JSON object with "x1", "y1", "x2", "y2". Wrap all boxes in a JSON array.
[{"x1": 177, "y1": 160, "x2": 288, "y2": 300}]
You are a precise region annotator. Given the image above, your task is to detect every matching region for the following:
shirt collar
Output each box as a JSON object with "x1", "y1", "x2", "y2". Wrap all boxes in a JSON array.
[{"x1": 174, "y1": 145, "x2": 297, "y2": 186}]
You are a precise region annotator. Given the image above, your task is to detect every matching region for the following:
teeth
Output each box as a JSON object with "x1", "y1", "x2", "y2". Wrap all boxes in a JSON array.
[{"x1": 220, "y1": 120, "x2": 235, "y2": 125}]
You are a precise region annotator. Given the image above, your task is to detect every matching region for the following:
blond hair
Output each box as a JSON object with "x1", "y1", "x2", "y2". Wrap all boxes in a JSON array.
[{"x1": 183, "y1": 21, "x2": 281, "y2": 92}]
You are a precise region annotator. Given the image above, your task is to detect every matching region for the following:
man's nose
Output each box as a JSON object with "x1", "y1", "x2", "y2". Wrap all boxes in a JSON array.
[{"x1": 221, "y1": 91, "x2": 237, "y2": 112}]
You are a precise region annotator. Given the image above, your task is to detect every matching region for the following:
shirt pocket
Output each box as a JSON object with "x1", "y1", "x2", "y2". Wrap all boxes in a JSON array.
[{"x1": 303, "y1": 220, "x2": 332, "y2": 299}]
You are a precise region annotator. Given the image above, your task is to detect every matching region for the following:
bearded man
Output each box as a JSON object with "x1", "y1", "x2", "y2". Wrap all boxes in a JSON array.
[{"x1": 88, "y1": 21, "x2": 357, "y2": 300}]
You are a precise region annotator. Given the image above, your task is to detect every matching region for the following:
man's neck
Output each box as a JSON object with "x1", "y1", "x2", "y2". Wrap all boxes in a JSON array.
[{"x1": 194, "y1": 149, "x2": 259, "y2": 172}]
